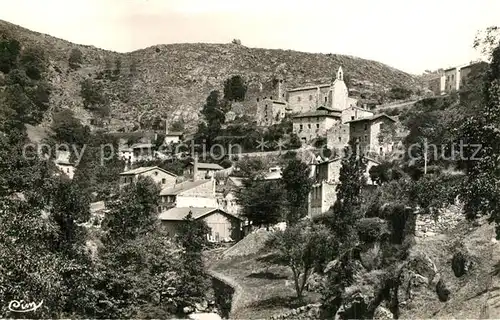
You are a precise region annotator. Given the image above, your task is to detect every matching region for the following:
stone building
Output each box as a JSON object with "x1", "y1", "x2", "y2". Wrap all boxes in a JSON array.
[
  {"x1": 184, "y1": 161, "x2": 224, "y2": 180},
  {"x1": 159, "y1": 179, "x2": 217, "y2": 211},
  {"x1": 54, "y1": 150, "x2": 75, "y2": 179},
  {"x1": 292, "y1": 106, "x2": 341, "y2": 143},
  {"x1": 159, "y1": 207, "x2": 242, "y2": 242},
  {"x1": 119, "y1": 166, "x2": 177, "y2": 189},
  {"x1": 428, "y1": 62, "x2": 488, "y2": 95},
  {"x1": 308, "y1": 156, "x2": 380, "y2": 218},
  {"x1": 347, "y1": 113, "x2": 397, "y2": 156},
  {"x1": 257, "y1": 98, "x2": 289, "y2": 126}
]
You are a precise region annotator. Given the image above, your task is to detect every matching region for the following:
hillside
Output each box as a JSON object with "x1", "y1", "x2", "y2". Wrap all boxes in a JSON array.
[{"x1": 0, "y1": 19, "x2": 423, "y2": 132}]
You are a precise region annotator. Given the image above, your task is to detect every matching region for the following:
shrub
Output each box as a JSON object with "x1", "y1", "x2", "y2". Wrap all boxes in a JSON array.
[
  {"x1": 356, "y1": 217, "x2": 390, "y2": 243},
  {"x1": 68, "y1": 48, "x2": 83, "y2": 70}
]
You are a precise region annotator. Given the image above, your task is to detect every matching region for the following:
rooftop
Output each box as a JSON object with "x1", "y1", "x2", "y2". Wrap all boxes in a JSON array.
[
  {"x1": 158, "y1": 207, "x2": 241, "y2": 221},
  {"x1": 160, "y1": 179, "x2": 212, "y2": 196},
  {"x1": 287, "y1": 83, "x2": 330, "y2": 93},
  {"x1": 120, "y1": 166, "x2": 177, "y2": 177},
  {"x1": 345, "y1": 113, "x2": 396, "y2": 124},
  {"x1": 189, "y1": 162, "x2": 224, "y2": 170},
  {"x1": 292, "y1": 110, "x2": 341, "y2": 119},
  {"x1": 165, "y1": 131, "x2": 183, "y2": 136}
]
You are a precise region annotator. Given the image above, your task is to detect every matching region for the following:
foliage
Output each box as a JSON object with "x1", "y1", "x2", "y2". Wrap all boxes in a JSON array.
[
  {"x1": 281, "y1": 158, "x2": 313, "y2": 224},
  {"x1": 231, "y1": 39, "x2": 242, "y2": 45},
  {"x1": 169, "y1": 119, "x2": 185, "y2": 132},
  {"x1": 459, "y1": 38, "x2": 500, "y2": 233},
  {"x1": 51, "y1": 109, "x2": 91, "y2": 145},
  {"x1": 267, "y1": 221, "x2": 336, "y2": 298},
  {"x1": 236, "y1": 178, "x2": 285, "y2": 227},
  {"x1": 0, "y1": 37, "x2": 20, "y2": 73},
  {"x1": 80, "y1": 78, "x2": 109, "y2": 117},
  {"x1": 196, "y1": 90, "x2": 228, "y2": 148},
  {"x1": 330, "y1": 142, "x2": 367, "y2": 240},
  {"x1": 176, "y1": 212, "x2": 211, "y2": 306},
  {"x1": 68, "y1": 48, "x2": 83, "y2": 69},
  {"x1": 102, "y1": 176, "x2": 160, "y2": 243},
  {"x1": 234, "y1": 156, "x2": 269, "y2": 179},
  {"x1": 388, "y1": 86, "x2": 412, "y2": 100},
  {"x1": 223, "y1": 75, "x2": 247, "y2": 102},
  {"x1": 369, "y1": 161, "x2": 403, "y2": 185}
]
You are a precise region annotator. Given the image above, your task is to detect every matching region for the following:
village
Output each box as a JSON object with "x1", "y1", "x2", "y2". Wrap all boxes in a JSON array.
[
  {"x1": 52, "y1": 60, "x2": 482, "y2": 245},
  {"x1": 2, "y1": 4, "x2": 500, "y2": 319}
]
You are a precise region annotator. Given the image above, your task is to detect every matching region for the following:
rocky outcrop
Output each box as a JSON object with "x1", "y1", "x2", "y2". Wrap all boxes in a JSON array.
[{"x1": 415, "y1": 205, "x2": 463, "y2": 239}]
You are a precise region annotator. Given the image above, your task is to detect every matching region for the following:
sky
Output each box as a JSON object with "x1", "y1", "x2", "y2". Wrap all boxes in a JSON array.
[{"x1": 0, "y1": 0, "x2": 499, "y2": 74}]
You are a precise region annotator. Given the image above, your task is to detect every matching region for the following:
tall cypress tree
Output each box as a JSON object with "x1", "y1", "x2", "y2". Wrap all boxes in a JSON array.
[{"x1": 331, "y1": 141, "x2": 367, "y2": 241}]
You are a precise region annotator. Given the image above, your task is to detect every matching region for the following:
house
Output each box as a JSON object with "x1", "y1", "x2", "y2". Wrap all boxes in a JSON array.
[
  {"x1": 184, "y1": 161, "x2": 224, "y2": 180},
  {"x1": 158, "y1": 207, "x2": 243, "y2": 242},
  {"x1": 119, "y1": 166, "x2": 177, "y2": 188},
  {"x1": 159, "y1": 179, "x2": 217, "y2": 211},
  {"x1": 257, "y1": 98, "x2": 289, "y2": 126},
  {"x1": 292, "y1": 107, "x2": 342, "y2": 143},
  {"x1": 216, "y1": 176, "x2": 244, "y2": 216},
  {"x1": 347, "y1": 113, "x2": 397, "y2": 156},
  {"x1": 341, "y1": 105, "x2": 374, "y2": 124},
  {"x1": 164, "y1": 131, "x2": 183, "y2": 145},
  {"x1": 54, "y1": 150, "x2": 75, "y2": 179},
  {"x1": 308, "y1": 156, "x2": 380, "y2": 218}
]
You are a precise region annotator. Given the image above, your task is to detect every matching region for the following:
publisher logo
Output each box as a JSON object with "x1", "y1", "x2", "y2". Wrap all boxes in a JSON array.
[{"x1": 8, "y1": 299, "x2": 43, "y2": 313}]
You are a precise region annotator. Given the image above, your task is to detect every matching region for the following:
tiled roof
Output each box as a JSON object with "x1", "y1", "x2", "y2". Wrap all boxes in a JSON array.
[
  {"x1": 189, "y1": 162, "x2": 224, "y2": 170},
  {"x1": 120, "y1": 166, "x2": 177, "y2": 177},
  {"x1": 160, "y1": 179, "x2": 212, "y2": 196},
  {"x1": 158, "y1": 207, "x2": 241, "y2": 221},
  {"x1": 292, "y1": 110, "x2": 341, "y2": 119},
  {"x1": 287, "y1": 84, "x2": 330, "y2": 92},
  {"x1": 345, "y1": 113, "x2": 396, "y2": 124},
  {"x1": 165, "y1": 131, "x2": 183, "y2": 136}
]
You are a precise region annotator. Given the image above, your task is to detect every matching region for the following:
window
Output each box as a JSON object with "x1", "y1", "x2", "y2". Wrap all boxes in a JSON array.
[
  {"x1": 299, "y1": 124, "x2": 303, "y2": 130},
  {"x1": 338, "y1": 136, "x2": 342, "y2": 142},
  {"x1": 351, "y1": 116, "x2": 355, "y2": 120},
  {"x1": 270, "y1": 96, "x2": 273, "y2": 100},
  {"x1": 162, "y1": 178, "x2": 166, "y2": 184},
  {"x1": 257, "y1": 97, "x2": 259, "y2": 102},
  {"x1": 364, "y1": 135, "x2": 368, "y2": 142},
  {"x1": 364, "y1": 124, "x2": 368, "y2": 131},
  {"x1": 308, "y1": 124, "x2": 311, "y2": 129},
  {"x1": 298, "y1": 96, "x2": 301, "y2": 102},
  {"x1": 154, "y1": 171, "x2": 158, "y2": 176},
  {"x1": 309, "y1": 95, "x2": 313, "y2": 101},
  {"x1": 325, "y1": 97, "x2": 328, "y2": 103},
  {"x1": 282, "y1": 94, "x2": 285, "y2": 97},
  {"x1": 380, "y1": 123, "x2": 384, "y2": 131},
  {"x1": 316, "y1": 124, "x2": 320, "y2": 129}
]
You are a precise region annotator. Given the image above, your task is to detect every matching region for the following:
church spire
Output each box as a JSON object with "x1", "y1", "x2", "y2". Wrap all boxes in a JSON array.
[{"x1": 336, "y1": 66, "x2": 343, "y2": 81}]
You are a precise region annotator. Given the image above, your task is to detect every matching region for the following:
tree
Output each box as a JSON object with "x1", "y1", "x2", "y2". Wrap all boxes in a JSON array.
[
  {"x1": 0, "y1": 37, "x2": 20, "y2": 73},
  {"x1": 460, "y1": 37, "x2": 500, "y2": 232},
  {"x1": 231, "y1": 39, "x2": 242, "y2": 45},
  {"x1": 176, "y1": 212, "x2": 211, "y2": 306},
  {"x1": 80, "y1": 78, "x2": 109, "y2": 116},
  {"x1": 331, "y1": 142, "x2": 367, "y2": 241},
  {"x1": 236, "y1": 179, "x2": 285, "y2": 227},
  {"x1": 102, "y1": 176, "x2": 160, "y2": 243},
  {"x1": 268, "y1": 221, "x2": 335, "y2": 299},
  {"x1": 223, "y1": 75, "x2": 247, "y2": 102},
  {"x1": 281, "y1": 158, "x2": 313, "y2": 224},
  {"x1": 196, "y1": 90, "x2": 226, "y2": 147},
  {"x1": 68, "y1": 48, "x2": 83, "y2": 70}
]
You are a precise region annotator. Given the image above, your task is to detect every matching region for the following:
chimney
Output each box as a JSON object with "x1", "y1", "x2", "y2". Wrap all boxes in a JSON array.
[{"x1": 193, "y1": 155, "x2": 198, "y2": 181}]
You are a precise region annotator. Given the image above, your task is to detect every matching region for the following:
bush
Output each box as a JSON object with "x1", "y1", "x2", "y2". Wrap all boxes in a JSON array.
[
  {"x1": 356, "y1": 217, "x2": 390, "y2": 243},
  {"x1": 69, "y1": 48, "x2": 83, "y2": 70}
]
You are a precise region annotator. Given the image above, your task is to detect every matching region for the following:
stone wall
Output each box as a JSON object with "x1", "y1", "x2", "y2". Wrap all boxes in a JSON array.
[
  {"x1": 415, "y1": 204, "x2": 464, "y2": 239},
  {"x1": 269, "y1": 303, "x2": 322, "y2": 320}
]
